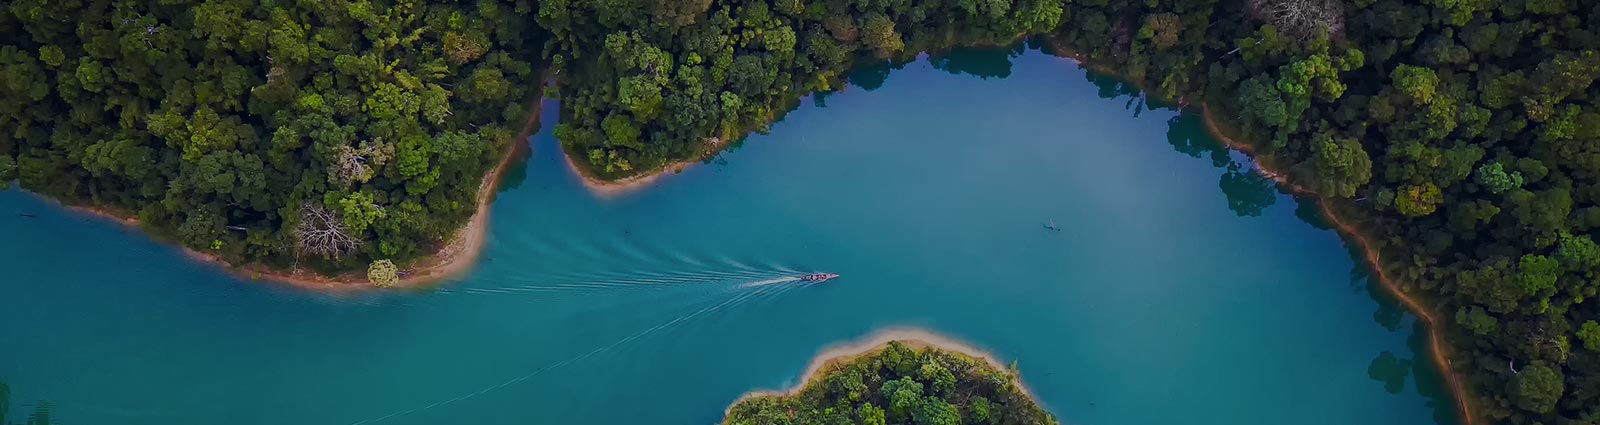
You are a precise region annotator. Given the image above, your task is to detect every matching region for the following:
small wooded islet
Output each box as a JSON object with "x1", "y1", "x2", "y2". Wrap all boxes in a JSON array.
[
  {"x1": 724, "y1": 341, "x2": 1056, "y2": 425},
  {"x1": 1, "y1": 0, "x2": 1597, "y2": 423}
]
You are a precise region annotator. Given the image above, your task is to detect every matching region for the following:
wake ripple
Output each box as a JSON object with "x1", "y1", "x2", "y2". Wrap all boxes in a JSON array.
[{"x1": 346, "y1": 280, "x2": 804, "y2": 425}]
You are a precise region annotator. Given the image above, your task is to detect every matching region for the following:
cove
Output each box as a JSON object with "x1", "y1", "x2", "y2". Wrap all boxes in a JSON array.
[{"x1": 0, "y1": 46, "x2": 1459, "y2": 425}]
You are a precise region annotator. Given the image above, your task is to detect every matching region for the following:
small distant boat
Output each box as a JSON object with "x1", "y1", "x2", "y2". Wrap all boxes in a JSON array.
[
  {"x1": 1043, "y1": 218, "x2": 1062, "y2": 231},
  {"x1": 800, "y1": 273, "x2": 840, "y2": 283}
]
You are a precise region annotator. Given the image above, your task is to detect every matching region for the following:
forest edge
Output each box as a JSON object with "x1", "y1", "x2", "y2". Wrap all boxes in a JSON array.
[
  {"x1": 558, "y1": 33, "x2": 1033, "y2": 199},
  {"x1": 1044, "y1": 39, "x2": 1481, "y2": 425},
  {"x1": 31, "y1": 80, "x2": 552, "y2": 294},
  {"x1": 12, "y1": 41, "x2": 1483, "y2": 422},
  {"x1": 1012, "y1": 37, "x2": 1482, "y2": 424}
]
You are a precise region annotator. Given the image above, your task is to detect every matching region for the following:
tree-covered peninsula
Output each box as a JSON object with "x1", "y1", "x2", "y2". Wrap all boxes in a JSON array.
[
  {"x1": 3, "y1": 0, "x2": 1600, "y2": 422},
  {"x1": 536, "y1": 0, "x2": 1063, "y2": 178},
  {"x1": 725, "y1": 340, "x2": 1056, "y2": 425},
  {"x1": 0, "y1": 0, "x2": 545, "y2": 277}
]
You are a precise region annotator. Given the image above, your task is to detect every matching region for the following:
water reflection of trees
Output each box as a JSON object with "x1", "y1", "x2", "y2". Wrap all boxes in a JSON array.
[
  {"x1": 1084, "y1": 67, "x2": 1284, "y2": 218},
  {"x1": 1219, "y1": 163, "x2": 1276, "y2": 217},
  {"x1": 1360, "y1": 321, "x2": 1465, "y2": 425},
  {"x1": 845, "y1": 56, "x2": 909, "y2": 91},
  {"x1": 1368, "y1": 351, "x2": 1414, "y2": 394},
  {"x1": 928, "y1": 44, "x2": 1025, "y2": 80},
  {"x1": 1409, "y1": 320, "x2": 1462, "y2": 425},
  {"x1": 1072, "y1": 55, "x2": 1463, "y2": 425},
  {"x1": 1351, "y1": 262, "x2": 1460, "y2": 425},
  {"x1": 1159, "y1": 111, "x2": 1280, "y2": 217},
  {"x1": 495, "y1": 134, "x2": 537, "y2": 193}
]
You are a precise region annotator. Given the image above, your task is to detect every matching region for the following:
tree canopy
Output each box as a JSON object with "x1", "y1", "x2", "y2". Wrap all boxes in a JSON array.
[
  {"x1": 724, "y1": 341, "x2": 1056, "y2": 425},
  {"x1": 0, "y1": 0, "x2": 545, "y2": 273},
  {"x1": 2, "y1": 0, "x2": 1599, "y2": 421},
  {"x1": 1047, "y1": 0, "x2": 1600, "y2": 421},
  {"x1": 536, "y1": 0, "x2": 1064, "y2": 178}
]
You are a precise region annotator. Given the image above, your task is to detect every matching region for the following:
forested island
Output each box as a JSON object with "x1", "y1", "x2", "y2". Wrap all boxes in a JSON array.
[
  {"x1": 724, "y1": 337, "x2": 1055, "y2": 425},
  {"x1": 3, "y1": 0, "x2": 1599, "y2": 423}
]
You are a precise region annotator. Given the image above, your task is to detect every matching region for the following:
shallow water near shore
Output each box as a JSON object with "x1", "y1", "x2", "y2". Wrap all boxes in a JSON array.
[{"x1": 0, "y1": 46, "x2": 1458, "y2": 425}]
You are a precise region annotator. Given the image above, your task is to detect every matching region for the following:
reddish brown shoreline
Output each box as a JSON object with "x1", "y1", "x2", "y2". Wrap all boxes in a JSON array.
[
  {"x1": 1196, "y1": 107, "x2": 1476, "y2": 425},
  {"x1": 1043, "y1": 37, "x2": 1475, "y2": 423},
  {"x1": 41, "y1": 83, "x2": 550, "y2": 294}
]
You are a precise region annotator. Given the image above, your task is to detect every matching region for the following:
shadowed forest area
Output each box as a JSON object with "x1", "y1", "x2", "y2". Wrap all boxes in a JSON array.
[{"x1": 2, "y1": 0, "x2": 1599, "y2": 423}]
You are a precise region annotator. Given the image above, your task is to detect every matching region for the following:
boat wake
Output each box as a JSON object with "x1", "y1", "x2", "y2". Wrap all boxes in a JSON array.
[
  {"x1": 346, "y1": 279, "x2": 805, "y2": 425},
  {"x1": 738, "y1": 277, "x2": 801, "y2": 288},
  {"x1": 439, "y1": 269, "x2": 778, "y2": 297}
]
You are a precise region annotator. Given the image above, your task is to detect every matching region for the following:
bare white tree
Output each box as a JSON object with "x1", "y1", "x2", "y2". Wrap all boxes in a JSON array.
[
  {"x1": 328, "y1": 141, "x2": 395, "y2": 187},
  {"x1": 1247, "y1": 0, "x2": 1345, "y2": 42},
  {"x1": 293, "y1": 204, "x2": 360, "y2": 257},
  {"x1": 1531, "y1": 325, "x2": 1571, "y2": 363}
]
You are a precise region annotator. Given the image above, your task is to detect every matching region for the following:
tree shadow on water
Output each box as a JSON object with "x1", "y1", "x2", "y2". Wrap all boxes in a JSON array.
[
  {"x1": 1364, "y1": 324, "x2": 1463, "y2": 425},
  {"x1": 1293, "y1": 197, "x2": 1334, "y2": 231},
  {"x1": 846, "y1": 56, "x2": 913, "y2": 91},
  {"x1": 1406, "y1": 321, "x2": 1465, "y2": 425},
  {"x1": 1368, "y1": 350, "x2": 1414, "y2": 394},
  {"x1": 1347, "y1": 249, "x2": 1405, "y2": 332},
  {"x1": 1218, "y1": 163, "x2": 1277, "y2": 218},
  {"x1": 1085, "y1": 69, "x2": 1142, "y2": 101},
  {"x1": 495, "y1": 138, "x2": 537, "y2": 193},
  {"x1": 927, "y1": 44, "x2": 1023, "y2": 80},
  {"x1": 1163, "y1": 113, "x2": 1277, "y2": 217}
]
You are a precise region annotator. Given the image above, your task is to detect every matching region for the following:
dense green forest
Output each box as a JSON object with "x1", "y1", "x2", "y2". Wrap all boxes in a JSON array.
[
  {"x1": 724, "y1": 341, "x2": 1056, "y2": 425},
  {"x1": 0, "y1": 0, "x2": 545, "y2": 274},
  {"x1": 537, "y1": 0, "x2": 1600, "y2": 422},
  {"x1": 3, "y1": 0, "x2": 1600, "y2": 422},
  {"x1": 538, "y1": 0, "x2": 1063, "y2": 177},
  {"x1": 1039, "y1": 0, "x2": 1600, "y2": 422}
]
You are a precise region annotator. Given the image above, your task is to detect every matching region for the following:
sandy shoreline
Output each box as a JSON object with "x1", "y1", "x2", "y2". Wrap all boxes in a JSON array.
[
  {"x1": 724, "y1": 327, "x2": 1038, "y2": 416},
  {"x1": 34, "y1": 82, "x2": 550, "y2": 294},
  {"x1": 561, "y1": 143, "x2": 709, "y2": 199},
  {"x1": 562, "y1": 133, "x2": 735, "y2": 199}
]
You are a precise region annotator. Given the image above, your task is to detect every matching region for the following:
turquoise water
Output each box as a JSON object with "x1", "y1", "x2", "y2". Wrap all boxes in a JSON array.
[{"x1": 0, "y1": 47, "x2": 1458, "y2": 425}]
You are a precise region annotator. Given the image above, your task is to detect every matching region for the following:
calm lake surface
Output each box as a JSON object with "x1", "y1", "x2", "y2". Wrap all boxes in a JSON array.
[{"x1": 0, "y1": 47, "x2": 1458, "y2": 425}]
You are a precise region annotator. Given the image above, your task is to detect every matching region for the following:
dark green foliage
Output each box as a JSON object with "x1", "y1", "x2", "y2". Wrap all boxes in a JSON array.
[
  {"x1": 538, "y1": 0, "x2": 1066, "y2": 179},
  {"x1": 0, "y1": 0, "x2": 545, "y2": 271},
  {"x1": 724, "y1": 341, "x2": 1056, "y2": 425},
  {"x1": 2, "y1": 0, "x2": 1598, "y2": 421},
  {"x1": 1510, "y1": 363, "x2": 1563, "y2": 414},
  {"x1": 1044, "y1": 0, "x2": 1600, "y2": 420},
  {"x1": 1579, "y1": 321, "x2": 1600, "y2": 352}
]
